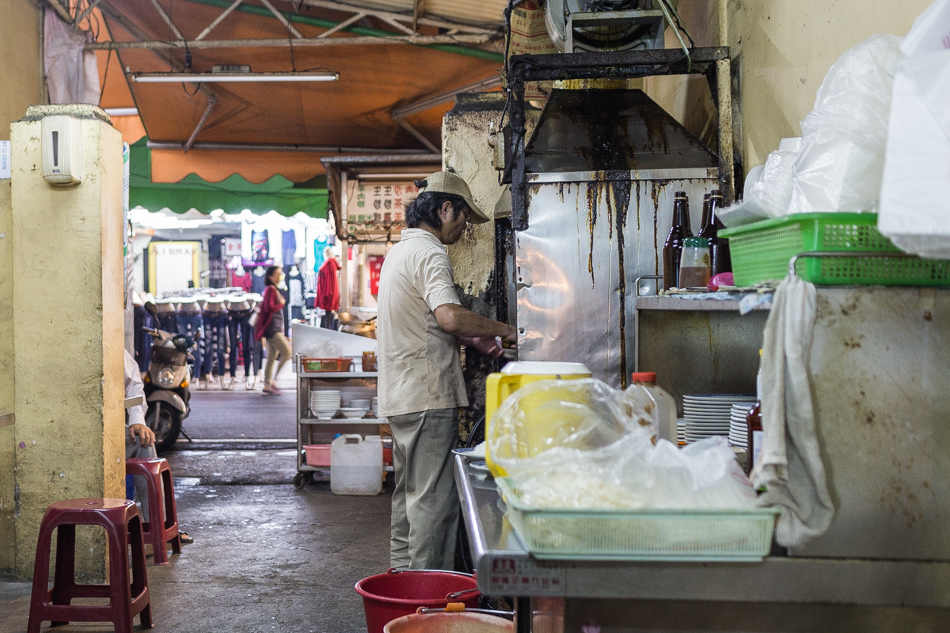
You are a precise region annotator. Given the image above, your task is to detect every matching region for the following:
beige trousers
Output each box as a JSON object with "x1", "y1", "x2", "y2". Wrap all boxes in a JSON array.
[
  {"x1": 388, "y1": 408, "x2": 459, "y2": 570},
  {"x1": 264, "y1": 332, "x2": 291, "y2": 383}
]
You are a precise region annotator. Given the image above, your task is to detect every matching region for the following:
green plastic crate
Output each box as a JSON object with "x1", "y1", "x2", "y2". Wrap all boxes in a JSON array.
[{"x1": 720, "y1": 213, "x2": 950, "y2": 286}]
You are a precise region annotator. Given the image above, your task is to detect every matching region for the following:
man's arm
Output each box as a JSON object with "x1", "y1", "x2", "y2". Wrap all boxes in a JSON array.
[{"x1": 434, "y1": 304, "x2": 516, "y2": 342}]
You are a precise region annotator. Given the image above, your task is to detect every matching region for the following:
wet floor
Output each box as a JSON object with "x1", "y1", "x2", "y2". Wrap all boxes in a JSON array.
[{"x1": 0, "y1": 364, "x2": 394, "y2": 633}]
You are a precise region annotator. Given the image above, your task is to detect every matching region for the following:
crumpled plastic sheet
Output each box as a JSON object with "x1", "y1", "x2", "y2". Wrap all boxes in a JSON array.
[{"x1": 488, "y1": 378, "x2": 757, "y2": 511}]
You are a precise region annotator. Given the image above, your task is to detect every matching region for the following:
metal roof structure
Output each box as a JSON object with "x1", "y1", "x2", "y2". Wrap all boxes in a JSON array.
[{"x1": 45, "y1": 0, "x2": 508, "y2": 182}]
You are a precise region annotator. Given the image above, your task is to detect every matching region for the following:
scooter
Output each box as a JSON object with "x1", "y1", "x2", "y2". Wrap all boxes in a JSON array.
[{"x1": 143, "y1": 327, "x2": 194, "y2": 453}]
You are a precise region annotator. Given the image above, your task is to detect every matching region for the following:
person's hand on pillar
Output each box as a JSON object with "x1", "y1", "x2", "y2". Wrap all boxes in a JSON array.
[{"x1": 128, "y1": 423, "x2": 156, "y2": 448}]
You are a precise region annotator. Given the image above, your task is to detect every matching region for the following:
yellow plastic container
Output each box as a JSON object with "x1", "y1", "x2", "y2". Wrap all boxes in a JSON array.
[{"x1": 484, "y1": 361, "x2": 591, "y2": 477}]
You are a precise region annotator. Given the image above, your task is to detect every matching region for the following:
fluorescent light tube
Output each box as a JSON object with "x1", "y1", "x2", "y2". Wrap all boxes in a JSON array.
[{"x1": 129, "y1": 71, "x2": 339, "y2": 83}]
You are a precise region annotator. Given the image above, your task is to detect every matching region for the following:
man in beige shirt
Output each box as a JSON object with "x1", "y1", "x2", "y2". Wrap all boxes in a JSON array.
[{"x1": 377, "y1": 171, "x2": 516, "y2": 570}]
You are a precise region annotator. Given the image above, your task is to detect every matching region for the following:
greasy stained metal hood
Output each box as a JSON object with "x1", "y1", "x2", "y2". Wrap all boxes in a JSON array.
[{"x1": 524, "y1": 88, "x2": 719, "y2": 173}]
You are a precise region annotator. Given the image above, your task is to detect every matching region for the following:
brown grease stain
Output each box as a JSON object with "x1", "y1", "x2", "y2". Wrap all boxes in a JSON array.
[{"x1": 608, "y1": 173, "x2": 632, "y2": 389}]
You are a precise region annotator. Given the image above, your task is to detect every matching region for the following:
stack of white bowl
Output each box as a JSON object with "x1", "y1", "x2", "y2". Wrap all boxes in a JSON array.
[{"x1": 311, "y1": 389, "x2": 341, "y2": 418}]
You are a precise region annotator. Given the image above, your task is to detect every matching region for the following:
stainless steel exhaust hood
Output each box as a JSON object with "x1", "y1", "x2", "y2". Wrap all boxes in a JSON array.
[
  {"x1": 512, "y1": 88, "x2": 719, "y2": 387},
  {"x1": 524, "y1": 88, "x2": 718, "y2": 173}
]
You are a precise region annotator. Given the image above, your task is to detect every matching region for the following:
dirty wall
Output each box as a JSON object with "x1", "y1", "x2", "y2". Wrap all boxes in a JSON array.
[{"x1": 647, "y1": 0, "x2": 934, "y2": 170}]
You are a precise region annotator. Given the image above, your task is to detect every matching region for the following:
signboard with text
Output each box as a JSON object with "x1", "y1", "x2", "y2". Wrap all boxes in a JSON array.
[{"x1": 345, "y1": 179, "x2": 418, "y2": 239}]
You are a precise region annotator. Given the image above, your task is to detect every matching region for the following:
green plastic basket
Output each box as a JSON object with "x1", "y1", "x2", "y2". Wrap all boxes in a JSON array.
[
  {"x1": 496, "y1": 478, "x2": 779, "y2": 562},
  {"x1": 720, "y1": 213, "x2": 950, "y2": 286}
]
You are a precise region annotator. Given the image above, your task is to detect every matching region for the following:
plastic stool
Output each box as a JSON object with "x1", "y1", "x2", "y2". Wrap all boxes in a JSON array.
[
  {"x1": 126, "y1": 457, "x2": 182, "y2": 565},
  {"x1": 27, "y1": 498, "x2": 153, "y2": 633}
]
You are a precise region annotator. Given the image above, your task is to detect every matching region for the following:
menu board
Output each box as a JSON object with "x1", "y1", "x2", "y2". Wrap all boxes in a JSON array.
[{"x1": 345, "y1": 179, "x2": 418, "y2": 238}]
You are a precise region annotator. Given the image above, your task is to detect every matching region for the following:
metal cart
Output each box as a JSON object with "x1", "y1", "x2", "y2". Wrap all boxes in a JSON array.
[{"x1": 293, "y1": 354, "x2": 390, "y2": 488}]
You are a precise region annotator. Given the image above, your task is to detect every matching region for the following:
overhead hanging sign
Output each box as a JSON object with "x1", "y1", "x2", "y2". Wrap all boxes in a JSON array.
[{"x1": 344, "y1": 179, "x2": 418, "y2": 239}]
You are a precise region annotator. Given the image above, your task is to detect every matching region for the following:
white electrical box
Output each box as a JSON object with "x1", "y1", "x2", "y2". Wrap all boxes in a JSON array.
[{"x1": 41, "y1": 115, "x2": 83, "y2": 186}]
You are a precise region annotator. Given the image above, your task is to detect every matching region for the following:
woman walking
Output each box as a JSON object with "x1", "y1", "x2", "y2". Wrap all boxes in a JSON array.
[{"x1": 254, "y1": 265, "x2": 291, "y2": 395}]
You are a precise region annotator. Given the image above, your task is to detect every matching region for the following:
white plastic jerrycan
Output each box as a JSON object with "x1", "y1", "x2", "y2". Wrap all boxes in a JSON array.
[{"x1": 331, "y1": 434, "x2": 383, "y2": 496}]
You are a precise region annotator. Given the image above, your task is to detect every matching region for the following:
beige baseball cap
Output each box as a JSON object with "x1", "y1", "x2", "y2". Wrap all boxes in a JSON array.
[{"x1": 419, "y1": 171, "x2": 490, "y2": 224}]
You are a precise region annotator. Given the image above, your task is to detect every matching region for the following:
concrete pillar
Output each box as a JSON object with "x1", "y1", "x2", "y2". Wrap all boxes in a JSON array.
[
  {"x1": 11, "y1": 104, "x2": 125, "y2": 581},
  {"x1": 0, "y1": 163, "x2": 14, "y2": 572}
]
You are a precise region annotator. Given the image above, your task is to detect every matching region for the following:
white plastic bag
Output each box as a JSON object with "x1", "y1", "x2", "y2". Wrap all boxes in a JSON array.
[
  {"x1": 878, "y1": 0, "x2": 950, "y2": 258},
  {"x1": 719, "y1": 138, "x2": 802, "y2": 227},
  {"x1": 489, "y1": 379, "x2": 757, "y2": 510},
  {"x1": 786, "y1": 34, "x2": 903, "y2": 214}
]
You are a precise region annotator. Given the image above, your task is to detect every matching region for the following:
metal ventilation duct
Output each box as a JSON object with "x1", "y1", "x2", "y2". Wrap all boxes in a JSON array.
[{"x1": 524, "y1": 88, "x2": 719, "y2": 173}]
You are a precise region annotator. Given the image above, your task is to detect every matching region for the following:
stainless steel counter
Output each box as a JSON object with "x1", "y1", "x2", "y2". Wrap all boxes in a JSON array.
[{"x1": 455, "y1": 455, "x2": 950, "y2": 609}]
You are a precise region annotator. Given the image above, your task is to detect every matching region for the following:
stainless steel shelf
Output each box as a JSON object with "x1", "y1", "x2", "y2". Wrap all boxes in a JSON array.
[
  {"x1": 297, "y1": 370, "x2": 379, "y2": 378},
  {"x1": 636, "y1": 294, "x2": 772, "y2": 312},
  {"x1": 299, "y1": 417, "x2": 388, "y2": 425},
  {"x1": 455, "y1": 456, "x2": 950, "y2": 608}
]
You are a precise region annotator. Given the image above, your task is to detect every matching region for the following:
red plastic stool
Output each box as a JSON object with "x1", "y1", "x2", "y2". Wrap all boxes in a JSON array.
[
  {"x1": 27, "y1": 498, "x2": 153, "y2": 633},
  {"x1": 126, "y1": 457, "x2": 182, "y2": 565}
]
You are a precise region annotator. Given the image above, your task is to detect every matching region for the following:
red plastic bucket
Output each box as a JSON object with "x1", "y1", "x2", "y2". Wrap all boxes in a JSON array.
[{"x1": 355, "y1": 569, "x2": 481, "y2": 633}]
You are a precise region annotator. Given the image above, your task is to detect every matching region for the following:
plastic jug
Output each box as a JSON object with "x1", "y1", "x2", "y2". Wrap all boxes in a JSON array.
[
  {"x1": 484, "y1": 361, "x2": 591, "y2": 476},
  {"x1": 331, "y1": 434, "x2": 383, "y2": 496},
  {"x1": 629, "y1": 372, "x2": 677, "y2": 445}
]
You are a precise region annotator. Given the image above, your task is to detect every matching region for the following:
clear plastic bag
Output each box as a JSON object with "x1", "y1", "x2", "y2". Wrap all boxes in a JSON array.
[
  {"x1": 787, "y1": 34, "x2": 903, "y2": 214},
  {"x1": 488, "y1": 378, "x2": 757, "y2": 510}
]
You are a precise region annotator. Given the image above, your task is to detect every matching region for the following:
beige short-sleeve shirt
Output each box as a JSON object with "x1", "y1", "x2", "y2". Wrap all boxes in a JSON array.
[{"x1": 376, "y1": 229, "x2": 468, "y2": 417}]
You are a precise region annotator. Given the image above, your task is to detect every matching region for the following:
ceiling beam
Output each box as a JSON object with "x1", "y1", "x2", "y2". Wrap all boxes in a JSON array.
[
  {"x1": 98, "y1": 0, "x2": 218, "y2": 103},
  {"x1": 73, "y1": 0, "x2": 103, "y2": 27},
  {"x1": 43, "y1": 0, "x2": 73, "y2": 24},
  {"x1": 146, "y1": 0, "x2": 187, "y2": 40},
  {"x1": 147, "y1": 141, "x2": 434, "y2": 154},
  {"x1": 299, "y1": 0, "x2": 495, "y2": 36},
  {"x1": 195, "y1": 0, "x2": 245, "y2": 40},
  {"x1": 316, "y1": 12, "x2": 364, "y2": 38},
  {"x1": 173, "y1": 0, "x2": 504, "y2": 61},
  {"x1": 258, "y1": 0, "x2": 304, "y2": 37},
  {"x1": 391, "y1": 75, "x2": 503, "y2": 120},
  {"x1": 396, "y1": 119, "x2": 439, "y2": 154},
  {"x1": 88, "y1": 33, "x2": 495, "y2": 50},
  {"x1": 412, "y1": 0, "x2": 425, "y2": 32}
]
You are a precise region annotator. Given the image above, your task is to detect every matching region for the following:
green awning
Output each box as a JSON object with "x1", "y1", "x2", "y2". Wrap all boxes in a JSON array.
[{"x1": 129, "y1": 139, "x2": 328, "y2": 218}]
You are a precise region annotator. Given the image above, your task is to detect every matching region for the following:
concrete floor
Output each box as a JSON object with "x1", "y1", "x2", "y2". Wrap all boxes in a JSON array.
[{"x1": 0, "y1": 364, "x2": 396, "y2": 633}]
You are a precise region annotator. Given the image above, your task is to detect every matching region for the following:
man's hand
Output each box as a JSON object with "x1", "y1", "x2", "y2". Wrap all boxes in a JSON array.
[
  {"x1": 128, "y1": 423, "x2": 156, "y2": 448},
  {"x1": 464, "y1": 336, "x2": 506, "y2": 358}
]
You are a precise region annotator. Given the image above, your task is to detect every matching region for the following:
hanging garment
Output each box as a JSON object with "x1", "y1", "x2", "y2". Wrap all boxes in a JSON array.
[
  {"x1": 201, "y1": 312, "x2": 230, "y2": 377},
  {"x1": 302, "y1": 272, "x2": 316, "y2": 293},
  {"x1": 208, "y1": 237, "x2": 229, "y2": 288},
  {"x1": 177, "y1": 311, "x2": 204, "y2": 378},
  {"x1": 156, "y1": 311, "x2": 179, "y2": 335},
  {"x1": 313, "y1": 235, "x2": 329, "y2": 272},
  {"x1": 282, "y1": 230, "x2": 297, "y2": 267},
  {"x1": 228, "y1": 309, "x2": 253, "y2": 378},
  {"x1": 251, "y1": 229, "x2": 270, "y2": 263},
  {"x1": 316, "y1": 257, "x2": 341, "y2": 312},
  {"x1": 288, "y1": 267, "x2": 305, "y2": 321},
  {"x1": 251, "y1": 268, "x2": 267, "y2": 294},
  {"x1": 232, "y1": 269, "x2": 253, "y2": 292}
]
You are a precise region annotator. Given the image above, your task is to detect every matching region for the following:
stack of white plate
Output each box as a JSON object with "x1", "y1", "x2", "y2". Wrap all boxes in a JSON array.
[
  {"x1": 676, "y1": 418, "x2": 686, "y2": 445},
  {"x1": 682, "y1": 394, "x2": 756, "y2": 445},
  {"x1": 311, "y1": 390, "x2": 341, "y2": 418},
  {"x1": 729, "y1": 402, "x2": 756, "y2": 449}
]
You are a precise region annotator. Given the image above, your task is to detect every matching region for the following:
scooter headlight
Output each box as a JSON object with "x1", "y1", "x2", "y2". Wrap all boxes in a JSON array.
[{"x1": 158, "y1": 367, "x2": 176, "y2": 387}]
